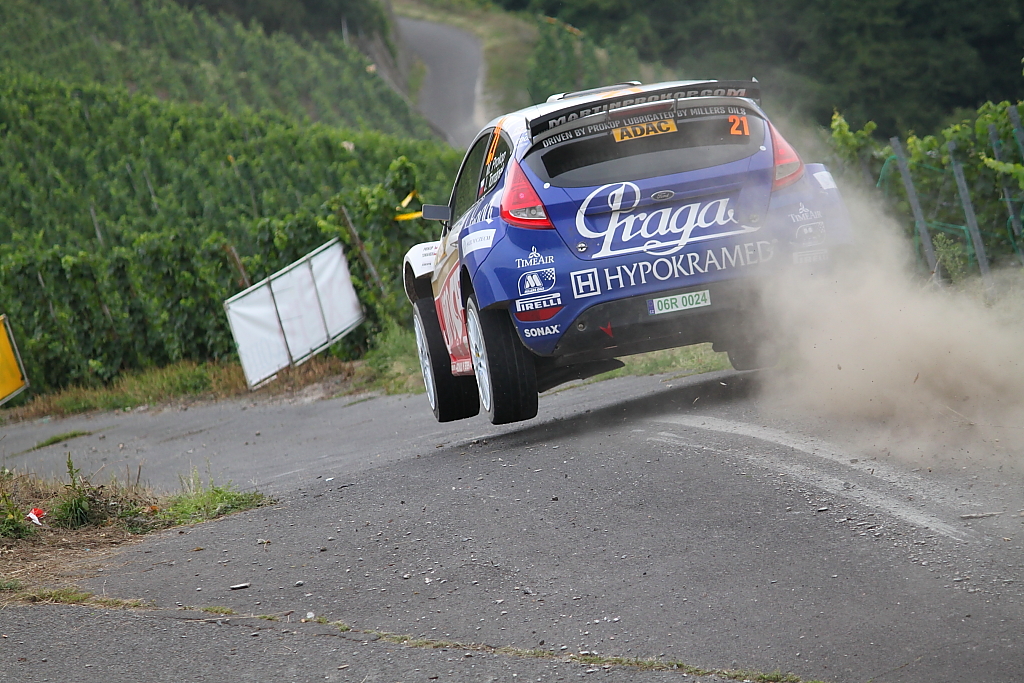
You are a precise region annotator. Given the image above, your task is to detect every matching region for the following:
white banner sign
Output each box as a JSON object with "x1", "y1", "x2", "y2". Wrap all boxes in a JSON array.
[{"x1": 224, "y1": 239, "x2": 364, "y2": 388}]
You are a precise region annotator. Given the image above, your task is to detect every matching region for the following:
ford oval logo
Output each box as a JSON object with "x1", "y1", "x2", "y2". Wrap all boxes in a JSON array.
[{"x1": 651, "y1": 190, "x2": 675, "y2": 201}]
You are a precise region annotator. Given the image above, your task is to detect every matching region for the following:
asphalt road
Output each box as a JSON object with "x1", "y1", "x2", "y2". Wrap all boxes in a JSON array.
[
  {"x1": 396, "y1": 17, "x2": 485, "y2": 149},
  {"x1": 2, "y1": 372, "x2": 1023, "y2": 682}
]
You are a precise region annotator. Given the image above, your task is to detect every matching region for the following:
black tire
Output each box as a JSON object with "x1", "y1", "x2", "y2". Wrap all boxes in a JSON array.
[
  {"x1": 726, "y1": 340, "x2": 779, "y2": 371},
  {"x1": 466, "y1": 295, "x2": 538, "y2": 425},
  {"x1": 413, "y1": 298, "x2": 479, "y2": 422}
]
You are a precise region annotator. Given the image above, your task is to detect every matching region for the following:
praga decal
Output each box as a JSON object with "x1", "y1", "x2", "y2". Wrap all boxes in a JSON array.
[{"x1": 575, "y1": 182, "x2": 759, "y2": 258}]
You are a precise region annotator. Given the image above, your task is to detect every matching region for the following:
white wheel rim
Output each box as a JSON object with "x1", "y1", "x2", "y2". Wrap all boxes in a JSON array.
[
  {"x1": 466, "y1": 304, "x2": 492, "y2": 413},
  {"x1": 413, "y1": 313, "x2": 437, "y2": 411}
]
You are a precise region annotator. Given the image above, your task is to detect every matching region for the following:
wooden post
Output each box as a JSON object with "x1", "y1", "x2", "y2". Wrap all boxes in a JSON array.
[
  {"x1": 89, "y1": 204, "x2": 105, "y2": 247},
  {"x1": 947, "y1": 140, "x2": 993, "y2": 290},
  {"x1": 890, "y1": 137, "x2": 939, "y2": 277},
  {"x1": 223, "y1": 244, "x2": 252, "y2": 289},
  {"x1": 337, "y1": 205, "x2": 387, "y2": 296}
]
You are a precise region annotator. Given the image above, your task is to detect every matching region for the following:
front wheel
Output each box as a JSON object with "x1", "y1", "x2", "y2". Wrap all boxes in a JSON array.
[
  {"x1": 413, "y1": 298, "x2": 479, "y2": 422},
  {"x1": 466, "y1": 296, "x2": 538, "y2": 425}
]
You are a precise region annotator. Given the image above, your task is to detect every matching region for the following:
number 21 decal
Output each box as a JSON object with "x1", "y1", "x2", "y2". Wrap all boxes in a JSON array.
[{"x1": 728, "y1": 115, "x2": 749, "y2": 136}]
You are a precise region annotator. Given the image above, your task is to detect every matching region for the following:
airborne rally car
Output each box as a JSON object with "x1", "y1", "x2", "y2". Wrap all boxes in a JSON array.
[{"x1": 403, "y1": 80, "x2": 851, "y2": 425}]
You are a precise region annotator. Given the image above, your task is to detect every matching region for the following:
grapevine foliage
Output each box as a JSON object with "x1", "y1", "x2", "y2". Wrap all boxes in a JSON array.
[
  {"x1": 829, "y1": 102, "x2": 1024, "y2": 273},
  {"x1": 0, "y1": 72, "x2": 460, "y2": 392},
  {"x1": 0, "y1": 0, "x2": 433, "y2": 139}
]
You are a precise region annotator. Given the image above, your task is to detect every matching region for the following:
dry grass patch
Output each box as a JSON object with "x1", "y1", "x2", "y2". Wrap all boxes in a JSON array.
[
  {"x1": 1, "y1": 458, "x2": 268, "y2": 595},
  {"x1": 1, "y1": 355, "x2": 361, "y2": 424}
]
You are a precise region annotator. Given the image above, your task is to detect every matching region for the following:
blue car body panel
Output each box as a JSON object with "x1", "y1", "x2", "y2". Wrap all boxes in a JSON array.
[{"x1": 417, "y1": 81, "x2": 853, "y2": 369}]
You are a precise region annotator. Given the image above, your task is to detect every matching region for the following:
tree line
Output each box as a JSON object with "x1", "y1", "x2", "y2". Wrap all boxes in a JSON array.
[{"x1": 500, "y1": 0, "x2": 1024, "y2": 137}]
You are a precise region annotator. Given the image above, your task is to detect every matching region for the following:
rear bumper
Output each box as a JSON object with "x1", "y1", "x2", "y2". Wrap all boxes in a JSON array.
[{"x1": 544, "y1": 278, "x2": 766, "y2": 365}]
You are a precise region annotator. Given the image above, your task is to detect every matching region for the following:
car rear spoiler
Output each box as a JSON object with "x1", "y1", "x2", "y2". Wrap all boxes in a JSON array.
[{"x1": 528, "y1": 80, "x2": 761, "y2": 140}]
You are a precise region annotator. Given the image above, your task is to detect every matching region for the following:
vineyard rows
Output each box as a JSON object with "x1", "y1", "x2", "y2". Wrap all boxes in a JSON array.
[
  {"x1": 0, "y1": 72, "x2": 459, "y2": 393},
  {"x1": 830, "y1": 100, "x2": 1024, "y2": 275},
  {"x1": 0, "y1": 0, "x2": 433, "y2": 139}
]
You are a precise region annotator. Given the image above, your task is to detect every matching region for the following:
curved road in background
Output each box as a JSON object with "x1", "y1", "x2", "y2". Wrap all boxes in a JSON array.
[{"x1": 397, "y1": 17, "x2": 484, "y2": 149}]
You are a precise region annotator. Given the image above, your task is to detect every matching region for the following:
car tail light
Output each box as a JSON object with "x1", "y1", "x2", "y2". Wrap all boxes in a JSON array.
[
  {"x1": 514, "y1": 306, "x2": 563, "y2": 322},
  {"x1": 500, "y1": 161, "x2": 553, "y2": 229},
  {"x1": 769, "y1": 122, "x2": 804, "y2": 190}
]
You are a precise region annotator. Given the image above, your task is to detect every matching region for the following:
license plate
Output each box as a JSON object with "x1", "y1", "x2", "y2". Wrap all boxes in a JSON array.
[{"x1": 647, "y1": 290, "x2": 711, "y2": 315}]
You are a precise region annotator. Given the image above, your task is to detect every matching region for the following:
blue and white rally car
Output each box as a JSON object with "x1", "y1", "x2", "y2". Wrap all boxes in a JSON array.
[{"x1": 403, "y1": 80, "x2": 851, "y2": 425}]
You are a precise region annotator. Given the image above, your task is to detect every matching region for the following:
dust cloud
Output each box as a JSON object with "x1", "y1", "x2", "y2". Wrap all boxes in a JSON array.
[{"x1": 757, "y1": 184, "x2": 1024, "y2": 470}]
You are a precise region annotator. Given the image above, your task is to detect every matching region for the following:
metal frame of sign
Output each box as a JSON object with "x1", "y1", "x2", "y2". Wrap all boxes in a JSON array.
[{"x1": 224, "y1": 238, "x2": 365, "y2": 389}]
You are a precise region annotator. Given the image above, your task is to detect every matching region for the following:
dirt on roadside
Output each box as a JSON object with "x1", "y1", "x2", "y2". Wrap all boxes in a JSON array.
[{"x1": 1, "y1": 526, "x2": 142, "y2": 600}]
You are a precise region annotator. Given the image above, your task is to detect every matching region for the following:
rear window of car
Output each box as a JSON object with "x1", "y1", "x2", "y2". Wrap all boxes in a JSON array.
[{"x1": 524, "y1": 102, "x2": 765, "y2": 188}]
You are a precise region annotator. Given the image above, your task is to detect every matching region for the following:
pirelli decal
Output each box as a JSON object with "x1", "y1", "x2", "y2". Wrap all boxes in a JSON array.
[{"x1": 612, "y1": 118, "x2": 677, "y2": 143}]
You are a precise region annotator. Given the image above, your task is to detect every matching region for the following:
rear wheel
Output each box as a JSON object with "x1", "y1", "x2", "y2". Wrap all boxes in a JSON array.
[
  {"x1": 466, "y1": 295, "x2": 538, "y2": 425},
  {"x1": 413, "y1": 298, "x2": 479, "y2": 422},
  {"x1": 726, "y1": 340, "x2": 779, "y2": 371}
]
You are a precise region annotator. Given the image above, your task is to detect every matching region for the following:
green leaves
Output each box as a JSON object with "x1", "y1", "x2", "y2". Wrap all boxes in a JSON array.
[
  {"x1": 0, "y1": 71, "x2": 460, "y2": 394},
  {"x1": 0, "y1": 0, "x2": 432, "y2": 138},
  {"x1": 832, "y1": 100, "x2": 1024, "y2": 274},
  {"x1": 526, "y1": 17, "x2": 642, "y2": 104}
]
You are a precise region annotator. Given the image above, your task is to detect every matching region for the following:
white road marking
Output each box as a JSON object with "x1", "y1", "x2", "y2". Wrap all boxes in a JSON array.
[{"x1": 649, "y1": 415, "x2": 972, "y2": 542}]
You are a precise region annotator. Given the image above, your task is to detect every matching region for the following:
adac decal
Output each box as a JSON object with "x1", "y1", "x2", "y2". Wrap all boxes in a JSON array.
[
  {"x1": 515, "y1": 246, "x2": 555, "y2": 268},
  {"x1": 461, "y1": 228, "x2": 496, "y2": 255},
  {"x1": 514, "y1": 292, "x2": 562, "y2": 312},
  {"x1": 787, "y1": 203, "x2": 823, "y2": 223},
  {"x1": 518, "y1": 268, "x2": 556, "y2": 296},
  {"x1": 612, "y1": 118, "x2": 677, "y2": 143},
  {"x1": 568, "y1": 241, "x2": 775, "y2": 299},
  {"x1": 575, "y1": 182, "x2": 758, "y2": 258},
  {"x1": 524, "y1": 324, "x2": 561, "y2": 338}
]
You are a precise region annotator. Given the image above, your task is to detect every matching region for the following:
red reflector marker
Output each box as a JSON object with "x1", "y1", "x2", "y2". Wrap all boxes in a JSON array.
[
  {"x1": 500, "y1": 160, "x2": 553, "y2": 229},
  {"x1": 514, "y1": 306, "x2": 563, "y2": 322}
]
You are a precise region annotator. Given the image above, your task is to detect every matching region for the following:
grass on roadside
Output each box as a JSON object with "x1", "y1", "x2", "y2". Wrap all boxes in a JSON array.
[
  {"x1": 1, "y1": 355, "x2": 360, "y2": 423},
  {"x1": 161, "y1": 468, "x2": 266, "y2": 526},
  {"x1": 27, "y1": 430, "x2": 94, "y2": 452},
  {"x1": 200, "y1": 606, "x2": 236, "y2": 615},
  {"x1": 0, "y1": 456, "x2": 269, "y2": 542},
  {"x1": 374, "y1": 630, "x2": 821, "y2": 682},
  {"x1": 612, "y1": 343, "x2": 731, "y2": 380}
]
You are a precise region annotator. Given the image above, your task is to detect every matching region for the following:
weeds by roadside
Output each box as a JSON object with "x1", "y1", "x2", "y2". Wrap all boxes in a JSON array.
[
  {"x1": 0, "y1": 456, "x2": 269, "y2": 597},
  {"x1": 27, "y1": 430, "x2": 94, "y2": 452},
  {"x1": 161, "y1": 468, "x2": 266, "y2": 526},
  {"x1": 373, "y1": 630, "x2": 821, "y2": 682},
  {"x1": 0, "y1": 456, "x2": 268, "y2": 541},
  {"x1": 0, "y1": 356, "x2": 357, "y2": 424}
]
